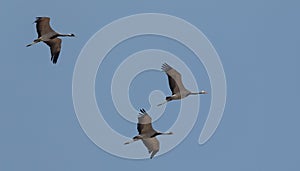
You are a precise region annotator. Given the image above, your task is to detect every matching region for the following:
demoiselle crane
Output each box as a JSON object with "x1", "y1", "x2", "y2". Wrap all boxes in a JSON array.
[
  {"x1": 124, "y1": 109, "x2": 173, "y2": 159},
  {"x1": 26, "y1": 17, "x2": 75, "y2": 64},
  {"x1": 158, "y1": 63, "x2": 207, "y2": 106}
]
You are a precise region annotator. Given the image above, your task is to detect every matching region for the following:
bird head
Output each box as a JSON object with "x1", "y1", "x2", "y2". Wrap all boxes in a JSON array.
[
  {"x1": 69, "y1": 33, "x2": 75, "y2": 37},
  {"x1": 199, "y1": 90, "x2": 208, "y2": 94}
]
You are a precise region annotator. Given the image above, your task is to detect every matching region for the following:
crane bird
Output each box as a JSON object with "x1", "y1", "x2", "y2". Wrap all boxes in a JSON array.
[
  {"x1": 158, "y1": 63, "x2": 208, "y2": 106},
  {"x1": 124, "y1": 109, "x2": 173, "y2": 159},
  {"x1": 26, "y1": 17, "x2": 75, "y2": 64}
]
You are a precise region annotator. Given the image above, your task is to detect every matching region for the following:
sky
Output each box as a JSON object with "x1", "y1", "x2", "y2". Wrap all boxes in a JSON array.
[{"x1": 1, "y1": 0, "x2": 300, "y2": 170}]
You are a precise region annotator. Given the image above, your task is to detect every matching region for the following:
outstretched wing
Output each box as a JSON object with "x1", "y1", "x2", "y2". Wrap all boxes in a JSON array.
[
  {"x1": 138, "y1": 108, "x2": 152, "y2": 124},
  {"x1": 35, "y1": 17, "x2": 55, "y2": 37},
  {"x1": 137, "y1": 109, "x2": 154, "y2": 134},
  {"x1": 162, "y1": 63, "x2": 187, "y2": 95},
  {"x1": 142, "y1": 137, "x2": 160, "y2": 159},
  {"x1": 44, "y1": 38, "x2": 62, "y2": 64}
]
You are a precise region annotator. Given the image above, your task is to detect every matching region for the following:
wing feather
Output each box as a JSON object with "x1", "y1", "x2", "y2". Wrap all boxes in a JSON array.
[
  {"x1": 138, "y1": 109, "x2": 152, "y2": 124},
  {"x1": 137, "y1": 109, "x2": 155, "y2": 134},
  {"x1": 137, "y1": 123, "x2": 154, "y2": 134},
  {"x1": 44, "y1": 38, "x2": 61, "y2": 64},
  {"x1": 35, "y1": 17, "x2": 55, "y2": 37},
  {"x1": 162, "y1": 63, "x2": 187, "y2": 94},
  {"x1": 142, "y1": 137, "x2": 160, "y2": 159}
]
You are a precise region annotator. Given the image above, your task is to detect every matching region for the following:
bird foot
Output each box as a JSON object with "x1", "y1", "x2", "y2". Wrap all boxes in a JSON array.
[{"x1": 157, "y1": 101, "x2": 167, "y2": 107}]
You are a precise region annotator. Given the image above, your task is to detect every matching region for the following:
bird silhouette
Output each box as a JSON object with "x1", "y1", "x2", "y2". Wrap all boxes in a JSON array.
[
  {"x1": 124, "y1": 109, "x2": 173, "y2": 159},
  {"x1": 158, "y1": 63, "x2": 207, "y2": 106},
  {"x1": 26, "y1": 17, "x2": 75, "y2": 64}
]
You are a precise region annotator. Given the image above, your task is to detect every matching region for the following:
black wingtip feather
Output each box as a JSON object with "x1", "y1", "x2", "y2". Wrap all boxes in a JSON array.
[
  {"x1": 161, "y1": 63, "x2": 171, "y2": 72},
  {"x1": 51, "y1": 57, "x2": 57, "y2": 64},
  {"x1": 140, "y1": 108, "x2": 146, "y2": 113},
  {"x1": 34, "y1": 17, "x2": 41, "y2": 23}
]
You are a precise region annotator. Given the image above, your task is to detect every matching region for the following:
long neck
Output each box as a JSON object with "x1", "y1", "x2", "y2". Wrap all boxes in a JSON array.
[
  {"x1": 155, "y1": 132, "x2": 172, "y2": 136},
  {"x1": 190, "y1": 92, "x2": 200, "y2": 95},
  {"x1": 58, "y1": 33, "x2": 73, "y2": 37},
  {"x1": 190, "y1": 91, "x2": 206, "y2": 95},
  {"x1": 190, "y1": 92, "x2": 201, "y2": 95}
]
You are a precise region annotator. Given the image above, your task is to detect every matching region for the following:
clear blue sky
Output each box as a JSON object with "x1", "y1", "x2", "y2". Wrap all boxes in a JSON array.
[{"x1": 1, "y1": 0, "x2": 299, "y2": 170}]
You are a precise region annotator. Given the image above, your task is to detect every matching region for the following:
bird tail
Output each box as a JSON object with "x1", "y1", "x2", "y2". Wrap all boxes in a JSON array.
[
  {"x1": 124, "y1": 136, "x2": 141, "y2": 145},
  {"x1": 157, "y1": 96, "x2": 172, "y2": 107},
  {"x1": 124, "y1": 139, "x2": 139, "y2": 145},
  {"x1": 26, "y1": 42, "x2": 35, "y2": 47},
  {"x1": 157, "y1": 100, "x2": 167, "y2": 107},
  {"x1": 26, "y1": 39, "x2": 41, "y2": 47},
  {"x1": 166, "y1": 96, "x2": 172, "y2": 101},
  {"x1": 124, "y1": 140, "x2": 134, "y2": 145}
]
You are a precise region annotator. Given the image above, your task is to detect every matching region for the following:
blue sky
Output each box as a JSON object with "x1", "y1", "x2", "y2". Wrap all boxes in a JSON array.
[{"x1": 1, "y1": 0, "x2": 300, "y2": 170}]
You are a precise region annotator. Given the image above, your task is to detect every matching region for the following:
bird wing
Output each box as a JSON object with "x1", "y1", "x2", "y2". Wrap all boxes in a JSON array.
[
  {"x1": 44, "y1": 38, "x2": 62, "y2": 64},
  {"x1": 162, "y1": 63, "x2": 187, "y2": 95},
  {"x1": 35, "y1": 17, "x2": 55, "y2": 37},
  {"x1": 137, "y1": 109, "x2": 154, "y2": 134},
  {"x1": 142, "y1": 137, "x2": 160, "y2": 159},
  {"x1": 138, "y1": 109, "x2": 152, "y2": 124},
  {"x1": 137, "y1": 123, "x2": 154, "y2": 135}
]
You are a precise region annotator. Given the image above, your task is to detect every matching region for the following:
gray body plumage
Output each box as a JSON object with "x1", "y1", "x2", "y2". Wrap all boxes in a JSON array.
[
  {"x1": 26, "y1": 17, "x2": 75, "y2": 64},
  {"x1": 158, "y1": 63, "x2": 207, "y2": 106},
  {"x1": 124, "y1": 109, "x2": 172, "y2": 159}
]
